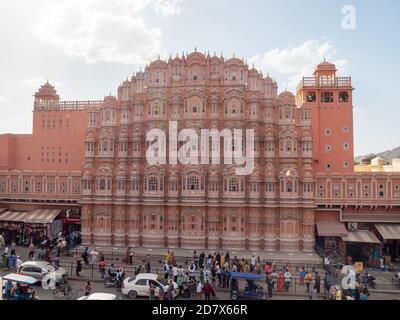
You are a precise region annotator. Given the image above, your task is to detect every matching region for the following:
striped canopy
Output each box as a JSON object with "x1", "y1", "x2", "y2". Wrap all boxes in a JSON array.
[{"x1": 0, "y1": 209, "x2": 61, "y2": 224}]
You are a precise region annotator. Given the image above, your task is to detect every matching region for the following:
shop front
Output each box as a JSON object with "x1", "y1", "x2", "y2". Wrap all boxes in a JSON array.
[
  {"x1": 341, "y1": 229, "x2": 382, "y2": 267},
  {"x1": 0, "y1": 209, "x2": 62, "y2": 245},
  {"x1": 315, "y1": 210, "x2": 348, "y2": 259},
  {"x1": 61, "y1": 208, "x2": 81, "y2": 234},
  {"x1": 374, "y1": 224, "x2": 400, "y2": 263}
]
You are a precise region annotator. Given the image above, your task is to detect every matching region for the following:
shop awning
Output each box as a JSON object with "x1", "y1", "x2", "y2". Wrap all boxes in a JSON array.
[
  {"x1": 0, "y1": 209, "x2": 61, "y2": 224},
  {"x1": 375, "y1": 224, "x2": 400, "y2": 240},
  {"x1": 316, "y1": 220, "x2": 348, "y2": 237},
  {"x1": 341, "y1": 230, "x2": 381, "y2": 244}
]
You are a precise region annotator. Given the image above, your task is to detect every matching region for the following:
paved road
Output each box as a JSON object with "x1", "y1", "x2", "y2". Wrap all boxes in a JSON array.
[{"x1": 2, "y1": 245, "x2": 400, "y2": 300}]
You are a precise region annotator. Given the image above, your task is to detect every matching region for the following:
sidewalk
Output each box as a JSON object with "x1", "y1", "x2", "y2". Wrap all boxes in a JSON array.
[{"x1": 72, "y1": 245, "x2": 323, "y2": 264}]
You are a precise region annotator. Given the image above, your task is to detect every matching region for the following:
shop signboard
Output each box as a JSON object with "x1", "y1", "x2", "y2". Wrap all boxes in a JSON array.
[{"x1": 355, "y1": 262, "x2": 363, "y2": 273}]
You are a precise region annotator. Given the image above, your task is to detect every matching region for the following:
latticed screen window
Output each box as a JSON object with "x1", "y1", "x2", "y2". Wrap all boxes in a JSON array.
[
  {"x1": 187, "y1": 176, "x2": 199, "y2": 190},
  {"x1": 73, "y1": 183, "x2": 79, "y2": 193},
  {"x1": 36, "y1": 181, "x2": 42, "y2": 193},
  {"x1": 23, "y1": 180, "x2": 30, "y2": 193},
  {"x1": 148, "y1": 177, "x2": 158, "y2": 191},
  {"x1": 229, "y1": 178, "x2": 238, "y2": 192},
  {"x1": 0, "y1": 180, "x2": 5, "y2": 192},
  {"x1": 266, "y1": 182, "x2": 274, "y2": 192},
  {"x1": 12, "y1": 180, "x2": 18, "y2": 193},
  {"x1": 48, "y1": 181, "x2": 54, "y2": 193}
]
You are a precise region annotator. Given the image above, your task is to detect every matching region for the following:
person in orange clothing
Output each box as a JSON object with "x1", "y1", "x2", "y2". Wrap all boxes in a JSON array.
[{"x1": 277, "y1": 271, "x2": 284, "y2": 292}]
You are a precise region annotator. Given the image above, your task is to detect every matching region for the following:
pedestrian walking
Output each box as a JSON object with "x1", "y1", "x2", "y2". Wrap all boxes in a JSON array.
[
  {"x1": 158, "y1": 287, "x2": 164, "y2": 300},
  {"x1": 53, "y1": 254, "x2": 60, "y2": 268},
  {"x1": 149, "y1": 282, "x2": 156, "y2": 300},
  {"x1": 204, "y1": 280, "x2": 213, "y2": 300},
  {"x1": 283, "y1": 268, "x2": 292, "y2": 292},
  {"x1": 129, "y1": 247, "x2": 134, "y2": 265},
  {"x1": 16, "y1": 256, "x2": 22, "y2": 270},
  {"x1": 196, "y1": 280, "x2": 203, "y2": 300},
  {"x1": 84, "y1": 280, "x2": 91, "y2": 296},
  {"x1": 310, "y1": 285, "x2": 318, "y2": 300},
  {"x1": 82, "y1": 247, "x2": 89, "y2": 266},
  {"x1": 168, "y1": 280, "x2": 175, "y2": 300},
  {"x1": 315, "y1": 272, "x2": 321, "y2": 294},
  {"x1": 305, "y1": 271, "x2": 313, "y2": 292},
  {"x1": 28, "y1": 243, "x2": 35, "y2": 260},
  {"x1": 145, "y1": 254, "x2": 151, "y2": 273},
  {"x1": 324, "y1": 272, "x2": 331, "y2": 295},
  {"x1": 267, "y1": 273, "x2": 274, "y2": 298},
  {"x1": 250, "y1": 255, "x2": 256, "y2": 273},
  {"x1": 76, "y1": 260, "x2": 83, "y2": 277},
  {"x1": 172, "y1": 264, "x2": 179, "y2": 282},
  {"x1": 189, "y1": 280, "x2": 196, "y2": 300},
  {"x1": 163, "y1": 261, "x2": 170, "y2": 280},
  {"x1": 99, "y1": 260, "x2": 106, "y2": 278}
]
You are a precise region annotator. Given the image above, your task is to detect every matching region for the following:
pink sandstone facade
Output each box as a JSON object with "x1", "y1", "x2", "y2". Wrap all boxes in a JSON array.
[{"x1": 1, "y1": 51, "x2": 400, "y2": 254}]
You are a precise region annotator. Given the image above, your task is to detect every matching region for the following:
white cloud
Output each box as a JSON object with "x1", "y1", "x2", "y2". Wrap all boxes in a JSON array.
[
  {"x1": 35, "y1": 0, "x2": 184, "y2": 64},
  {"x1": 154, "y1": 0, "x2": 183, "y2": 16},
  {"x1": 249, "y1": 40, "x2": 348, "y2": 91},
  {"x1": 24, "y1": 78, "x2": 62, "y2": 88},
  {"x1": 0, "y1": 96, "x2": 6, "y2": 102}
]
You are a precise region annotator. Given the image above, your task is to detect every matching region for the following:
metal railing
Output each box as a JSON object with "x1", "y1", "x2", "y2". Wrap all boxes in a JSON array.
[{"x1": 58, "y1": 259, "x2": 332, "y2": 296}]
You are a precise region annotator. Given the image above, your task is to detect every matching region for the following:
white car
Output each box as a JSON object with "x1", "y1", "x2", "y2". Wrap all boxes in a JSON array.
[
  {"x1": 19, "y1": 261, "x2": 67, "y2": 283},
  {"x1": 77, "y1": 293, "x2": 117, "y2": 300},
  {"x1": 122, "y1": 273, "x2": 179, "y2": 299}
]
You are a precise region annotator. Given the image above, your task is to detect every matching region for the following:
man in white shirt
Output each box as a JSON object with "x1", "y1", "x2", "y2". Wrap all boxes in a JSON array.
[
  {"x1": 16, "y1": 256, "x2": 22, "y2": 269},
  {"x1": 250, "y1": 255, "x2": 256, "y2": 272},
  {"x1": 284, "y1": 269, "x2": 292, "y2": 292},
  {"x1": 196, "y1": 281, "x2": 203, "y2": 300},
  {"x1": 172, "y1": 265, "x2": 179, "y2": 282}
]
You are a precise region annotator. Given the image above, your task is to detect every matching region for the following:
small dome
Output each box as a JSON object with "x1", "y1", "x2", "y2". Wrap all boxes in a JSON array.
[
  {"x1": 116, "y1": 163, "x2": 128, "y2": 176},
  {"x1": 278, "y1": 91, "x2": 295, "y2": 105},
  {"x1": 83, "y1": 170, "x2": 93, "y2": 179},
  {"x1": 85, "y1": 132, "x2": 96, "y2": 142},
  {"x1": 314, "y1": 61, "x2": 337, "y2": 74},
  {"x1": 102, "y1": 95, "x2": 118, "y2": 108},
  {"x1": 35, "y1": 81, "x2": 59, "y2": 99}
]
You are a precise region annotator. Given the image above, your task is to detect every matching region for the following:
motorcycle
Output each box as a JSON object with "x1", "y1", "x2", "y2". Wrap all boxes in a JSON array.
[
  {"x1": 181, "y1": 283, "x2": 191, "y2": 299},
  {"x1": 362, "y1": 274, "x2": 376, "y2": 289},
  {"x1": 392, "y1": 274, "x2": 400, "y2": 289},
  {"x1": 134, "y1": 265, "x2": 143, "y2": 276},
  {"x1": 104, "y1": 275, "x2": 118, "y2": 288}
]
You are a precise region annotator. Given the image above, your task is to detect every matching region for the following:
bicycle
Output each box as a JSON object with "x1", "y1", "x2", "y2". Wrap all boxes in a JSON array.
[{"x1": 53, "y1": 285, "x2": 80, "y2": 300}]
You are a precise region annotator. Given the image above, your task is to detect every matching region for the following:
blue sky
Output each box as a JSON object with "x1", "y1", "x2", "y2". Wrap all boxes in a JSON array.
[{"x1": 0, "y1": 0, "x2": 399, "y2": 156}]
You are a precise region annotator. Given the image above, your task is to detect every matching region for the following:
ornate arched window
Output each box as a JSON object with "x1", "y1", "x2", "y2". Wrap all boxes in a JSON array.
[
  {"x1": 99, "y1": 178, "x2": 106, "y2": 191},
  {"x1": 101, "y1": 140, "x2": 108, "y2": 152}
]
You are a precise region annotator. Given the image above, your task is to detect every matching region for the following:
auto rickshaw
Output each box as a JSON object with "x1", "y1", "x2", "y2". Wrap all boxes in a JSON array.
[
  {"x1": 229, "y1": 272, "x2": 266, "y2": 300},
  {"x1": 1, "y1": 273, "x2": 39, "y2": 300}
]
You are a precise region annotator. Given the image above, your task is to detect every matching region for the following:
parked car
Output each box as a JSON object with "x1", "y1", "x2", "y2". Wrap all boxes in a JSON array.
[
  {"x1": 122, "y1": 273, "x2": 178, "y2": 299},
  {"x1": 18, "y1": 261, "x2": 67, "y2": 284},
  {"x1": 77, "y1": 293, "x2": 117, "y2": 300}
]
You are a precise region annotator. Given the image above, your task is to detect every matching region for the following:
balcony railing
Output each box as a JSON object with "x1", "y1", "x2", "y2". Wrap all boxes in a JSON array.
[
  {"x1": 35, "y1": 100, "x2": 103, "y2": 111},
  {"x1": 297, "y1": 77, "x2": 352, "y2": 91}
]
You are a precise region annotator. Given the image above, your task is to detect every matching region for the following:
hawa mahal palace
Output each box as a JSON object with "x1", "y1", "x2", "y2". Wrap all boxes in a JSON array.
[{"x1": 1, "y1": 50, "x2": 399, "y2": 256}]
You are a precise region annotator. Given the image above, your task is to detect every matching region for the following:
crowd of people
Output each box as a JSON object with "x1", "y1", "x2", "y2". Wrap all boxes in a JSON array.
[{"x1": 2, "y1": 234, "x2": 398, "y2": 301}]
